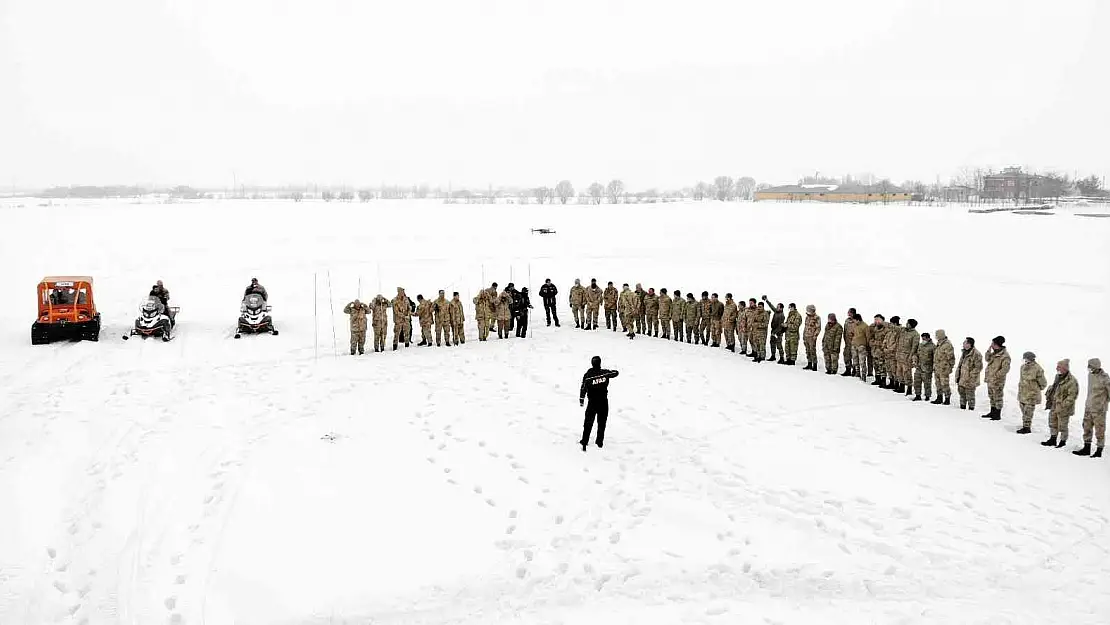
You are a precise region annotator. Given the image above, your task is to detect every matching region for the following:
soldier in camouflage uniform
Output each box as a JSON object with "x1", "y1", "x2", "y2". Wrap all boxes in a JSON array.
[
  {"x1": 802, "y1": 305, "x2": 820, "y2": 370},
  {"x1": 737, "y1": 300, "x2": 749, "y2": 354},
  {"x1": 821, "y1": 313, "x2": 842, "y2": 374},
  {"x1": 618, "y1": 284, "x2": 636, "y2": 338},
  {"x1": 841, "y1": 308, "x2": 859, "y2": 377},
  {"x1": 1076, "y1": 358, "x2": 1108, "y2": 457},
  {"x1": 883, "y1": 316, "x2": 904, "y2": 392},
  {"x1": 708, "y1": 293, "x2": 724, "y2": 347},
  {"x1": 852, "y1": 314, "x2": 870, "y2": 381},
  {"x1": 784, "y1": 303, "x2": 802, "y2": 366},
  {"x1": 391, "y1": 287, "x2": 412, "y2": 350},
  {"x1": 684, "y1": 293, "x2": 700, "y2": 343},
  {"x1": 415, "y1": 295, "x2": 435, "y2": 347},
  {"x1": 585, "y1": 279, "x2": 603, "y2": 330},
  {"x1": 1016, "y1": 351, "x2": 1046, "y2": 434},
  {"x1": 697, "y1": 292, "x2": 712, "y2": 346},
  {"x1": 644, "y1": 288, "x2": 660, "y2": 337},
  {"x1": 912, "y1": 332, "x2": 935, "y2": 402},
  {"x1": 762, "y1": 296, "x2": 786, "y2": 364},
  {"x1": 869, "y1": 315, "x2": 887, "y2": 385},
  {"x1": 721, "y1": 294, "x2": 738, "y2": 352},
  {"x1": 658, "y1": 288, "x2": 672, "y2": 339},
  {"x1": 1042, "y1": 359, "x2": 1079, "y2": 449},
  {"x1": 931, "y1": 329, "x2": 955, "y2": 404},
  {"x1": 343, "y1": 298, "x2": 370, "y2": 355},
  {"x1": 370, "y1": 294, "x2": 389, "y2": 352},
  {"x1": 496, "y1": 288, "x2": 513, "y2": 339},
  {"x1": 603, "y1": 281, "x2": 619, "y2": 331},
  {"x1": 449, "y1": 292, "x2": 466, "y2": 345},
  {"x1": 749, "y1": 300, "x2": 770, "y2": 362},
  {"x1": 433, "y1": 290, "x2": 451, "y2": 347},
  {"x1": 633, "y1": 284, "x2": 646, "y2": 335},
  {"x1": 569, "y1": 279, "x2": 587, "y2": 329},
  {"x1": 897, "y1": 319, "x2": 920, "y2": 397},
  {"x1": 955, "y1": 336, "x2": 983, "y2": 410},
  {"x1": 981, "y1": 336, "x2": 1011, "y2": 420},
  {"x1": 671, "y1": 290, "x2": 685, "y2": 342},
  {"x1": 485, "y1": 283, "x2": 499, "y2": 334},
  {"x1": 473, "y1": 286, "x2": 492, "y2": 342}
]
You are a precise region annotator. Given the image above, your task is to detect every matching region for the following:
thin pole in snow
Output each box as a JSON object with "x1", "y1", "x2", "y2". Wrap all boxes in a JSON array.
[
  {"x1": 327, "y1": 270, "x2": 337, "y2": 358},
  {"x1": 481, "y1": 264, "x2": 484, "y2": 286},
  {"x1": 358, "y1": 276, "x2": 361, "y2": 300},
  {"x1": 377, "y1": 262, "x2": 382, "y2": 295},
  {"x1": 528, "y1": 263, "x2": 532, "y2": 338},
  {"x1": 313, "y1": 272, "x2": 318, "y2": 362}
]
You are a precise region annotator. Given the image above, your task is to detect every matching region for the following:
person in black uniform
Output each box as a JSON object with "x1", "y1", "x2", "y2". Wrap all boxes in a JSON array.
[
  {"x1": 539, "y1": 279, "x2": 559, "y2": 327},
  {"x1": 506, "y1": 283, "x2": 520, "y2": 332},
  {"x1": 515, "y1": 287, "x2": 534, "y2": 337},
  {"x1": 579, "y1": 356, "x2": 620, "y2": 452}
]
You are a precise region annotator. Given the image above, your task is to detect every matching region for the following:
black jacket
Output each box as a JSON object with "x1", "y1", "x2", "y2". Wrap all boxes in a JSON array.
[
  {"x1": 245, "y1": 285, "x2": 268, "y2": 301},
  {"x1": 539, "y1": 283, "x2": 558, "y2": 303},
  {"x1": 150, "y1": 285, "x2": 170, "y2": 306},
  {"x1": 509, "y1": 288, "x2": 523, "y2": 314},
  {"x1": 518, "y1": 292, "x2": 533, "y2": 314},
  {"x1": 580, "y1": 367, "x2": 620, "y2": 403}
]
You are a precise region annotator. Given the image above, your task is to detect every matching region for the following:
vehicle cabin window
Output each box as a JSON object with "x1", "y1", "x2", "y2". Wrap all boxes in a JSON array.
[{"x1": 45, "y1": 284, "x2": 87, "y2": 305}]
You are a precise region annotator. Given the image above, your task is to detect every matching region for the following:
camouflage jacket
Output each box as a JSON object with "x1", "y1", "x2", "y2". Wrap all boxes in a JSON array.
[
  {"x1": 618, "y1": 288, "x2": 635, "y2": 314},
  {"x1": 750, "y1": 308, "x2": 770, "y2": 333},
  {"x1": 603, "y1": 286, "x2": 618, "y2": 309},
  {"x1": 802, "y1": 312, "x2": 819, "y2": 340},
  {"x1": 370, "y1": 296, "x2": 390, "y2": 328},
  {"x1": 699, "y1": 298, "x2": 713, "y2": 322},
  {"x1": 822, "y1": 321, "x2": 843, "y2": 351},
  {"x1": 343, "y1": 302, "x2": 369, "y2": 331},
  {"x1": 671, "y1": 295, "x2": 685, "y2": 320},
  {"x1": 472, "y1": 289, "x2": 492, "y2": 318},
  {"x1": 869, "y1": 323, "x2": 886, "y2": 352},
  {"x1": 496, "y1": 292, "x2": 513, "y2": 321},
  {"x1": 709, "y1": 299, "x2": 724, "y2": 321},
  {"x1": 785, "y1": 310, "x2": 802, "y2": 337},
  {"x1": 391, "y1": 291, "x2": 411, "y2": 323},
  {"x1": 721, "y1": 301, "x2": 738, "y2": 326},
  {"x1": 852, "y1": 320, "x2": 870, "y2": 347},
  {"x1": 956, "y1": 347, "x2": 983, "y2": 388},
  {"x1": 569, "y1": 285, "x2": 586, "y2": 306},
  {"x1": 644, "y1": 294, "x2": 659, "y2": 315},
  {"x1": 632, "y1": 289, "x2": 645, "y2": 314},
  {"x1": 1018, "y1": 361, "x2": 1047, "y2": 405},
  {"x1": 416, "y1": 299, "x2": 435, "y2": 325},
  {"x1": 933, "y1": 335, "x2": 955, "y2": 375},
  {"x1": 684, "y1": 299, "x2": 700, "y2": 325},
  {"x1": 984, "y1": 347, "x2": 1011, "y2": 386},
  {"x1": 899, "y1": 328, "x2": 920, "y2": 360},
  {"x1": 658, "y1": 294, "x2": 673, "y2": 320},
  {"x1": 916, "y1": 340, "x2": 936, "y2": 373},
  {"x1": 586, "y1": 285, "x2": 603, "y2": 307},
  {"x1": 737, "y1": 306, "x2": 749, "y2": 332},
  {"x1": 883, "y1": 325, "x2": 902, "y2": 356},
  {"x1": 449, "y1": 298, "x2": 465, "y2": 324},
  {"x1": 1045, "y1": 372, "x2": 1079, "y2": 417},
  {"x1": 433, "y1": 296, "x2": 450, "y2": 323},
  {"x1": 1087, "y1": 367, "x2": 1110, "y2": 412},
  {"x1": 843, "y1": 316, "x2": 858, "y2": 347}
]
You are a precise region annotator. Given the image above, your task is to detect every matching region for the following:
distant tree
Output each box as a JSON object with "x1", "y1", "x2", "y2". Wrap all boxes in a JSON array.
[
  {"x1": 358, "y1": 190, "x2": 373, "y2": 202},
  {"x1": 1076, "y1": 174, "x2": 1104, "y2": 196},
  {"x1": 693, "y1": 181, "x2": 711, "y2": 200},
  {"x1": 533, "y1": 186, "x2": 551, "y2": 204},
  {"x1": 291, "y1": 191, "x2": 304, "y2": 202},
  {"x1": 756, "y1": 183, "x2": 774, "y2": 191},
  {"x1": 339, "y1": 191, "x2": 354, "y2": 202},
  {"x1": 555, "y1": 180, "x2": 574, "y2": 204},
  {"x1": 322, "y1": 191, "x2": 335, "y2": 202},
  {"x1": 713, "y1": 176, "x2": 735, "y2": 201},
  {"x1": 735, "y1": 176, "x2": 756, "y2": 200},
  {"x1": 799, "y1": 174, "x2": 840, "y2": 185},
  {"x1": 606, "y1": 179, "x2": 624, "y2": 204},
  {"x1": 588, "y1": 182, "x2": 604, "y2": 205}
]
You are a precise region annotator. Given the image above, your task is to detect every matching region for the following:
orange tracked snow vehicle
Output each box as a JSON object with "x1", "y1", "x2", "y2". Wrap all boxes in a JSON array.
[{"x1": 31, "y1": 276, "x2": 101, "y2": 344}]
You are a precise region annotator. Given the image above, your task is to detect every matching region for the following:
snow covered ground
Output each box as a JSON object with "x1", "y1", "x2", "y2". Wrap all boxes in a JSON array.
[{"x1": 1, "y1": 198, "x2": 1108, "y2": 625}]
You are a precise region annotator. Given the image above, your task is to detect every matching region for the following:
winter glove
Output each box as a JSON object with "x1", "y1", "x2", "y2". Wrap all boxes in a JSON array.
[{"x1": 579, "y1": 398, "x2": 584, "y2": 407}]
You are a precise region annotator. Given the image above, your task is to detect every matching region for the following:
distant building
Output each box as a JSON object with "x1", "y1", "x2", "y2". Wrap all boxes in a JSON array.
[
  {"x1": 754, "y1": 183, "x2": 912, "y2": 203},
  {"x1": 981, "y1": 167, "x2": 1066, "y2": 202}
]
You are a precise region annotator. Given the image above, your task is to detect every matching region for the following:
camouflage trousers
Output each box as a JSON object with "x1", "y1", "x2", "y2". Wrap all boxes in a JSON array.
[
  {"x1": 886, "y1": 355, "x2": 900, "y2": 383},
  {"x1": 769, "y1": 333, "x2": 784, "y2": 361},
  {"x1": 660, "y1": 317, "x2": 671, "y2": 339},
  {"x1": 785, "y1": 332, "x2": 800, "y2": 361},
  {"x1": 957, "y1": 386, "x2": 976, "y2": 410},
  {"x1": 844, "y1": 341, "x2": 854, "y2": 368},
  {"x1": 639, "y1": 312, "x2": 647, "y2": 334},
  {"x1": 605, "y1": 307, "x2": 617, "y2": 330},
  {"x1": 1049, "y1": 409, "x2": 1071, "y2": 440},
  {"x1": 393, "y1": 320, "x2": 411, "y2": 347},
  {"x1": 1082, "y1": 407, "x2": 1106, "y2": 446},
  {"x1": 913, "y1": 368, "x2": 933, "y2": 398},
  {"x1": 672, "y1": 318, "x2": 683, "y2": 341},
  {"x1": 1019, "y1": 402, "x2": 1036, "y2": 428},
  {"x1": 738, "y1": 329, "x2": 748, "y2": 353},
  {"x1": 896, "y1": 355, "x2": 911, "y2": 385},
  {"x1": 722, "y1": 323, "x2": 735, "y2": 348},
  {"x1": 700, "y1": 319, "x2": 711, "y2": 344},
  {"x1": 572, "y1": 305, "x2": 586, "y2": 328},
  {"x1": 647, "y1": 316, "x2": 659, "y2": 336},
  {"x1": 476, "y1": 315, "x2": 490, "y2": 341},
  {"x1": 685, "y1": 324, "x2": 697, "y2": 343},
  {"x1": 803, "y1": 335, "x2": 817, "y2": 365},
  {"x1": 987, "y1": 382, "x2": 1005, "y2": 410},
  {"x1": 587, "y1": 305, "x2": 600, "y2": 329},
  {"x1": 420, "y1": 322, "x2": 433, "y2": 345},
  {"x1": 497, "y1": 319, "x2": 510, "y2": 338},
  {"x1": 619, "y1": 311, "x2": 632, "y2": 333},
  {"x1": 710, "y1": 320, "x2": 721, "y2": 345},
  {"x1": 435, "y1": 321, "x2": 451, "y2": 346},
  {"x1": 854, "y1": 345, "x2": 869, "y2": 380},
  {"x1": 373, "y1": 325, "x2": 386, "y2": 352},
  {"x1": 452, "y1": 323, "x2": 465, "y2": 344},
  {"x1": 752, "y1": 331, "x2": 767, "y2": 358},
  {"x1": 934, "y1": 371, "x2": 951, "y2": 398},
  {"x1": 824, "y1": 347, "x2": 839, "y2": 373},
  {"x1": 350, "y1": 329, "x2": 366, "y2": 354}
]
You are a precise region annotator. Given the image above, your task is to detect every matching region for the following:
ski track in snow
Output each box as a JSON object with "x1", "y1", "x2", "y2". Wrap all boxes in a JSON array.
[{"x1": 1, "y1": 199, "x2": 1108, "y2": 624}]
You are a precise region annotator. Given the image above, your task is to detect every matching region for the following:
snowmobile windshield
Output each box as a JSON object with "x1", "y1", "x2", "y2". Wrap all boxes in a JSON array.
[
  {"x1": 142, "y1": 297, "x2": 160, "y2": 313},
  {"x1": 243, "y1": 293, "x2": 266, "y2": 310}
]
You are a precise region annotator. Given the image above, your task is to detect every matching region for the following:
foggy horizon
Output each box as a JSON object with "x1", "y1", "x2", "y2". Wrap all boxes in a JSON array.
[{"x1": 2, "y1": 0, "x2": 1107, "y2": 190}]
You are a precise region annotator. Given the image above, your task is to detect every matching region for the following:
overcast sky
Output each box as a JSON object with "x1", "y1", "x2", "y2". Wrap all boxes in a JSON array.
[{"x1": 1, "y1": 0, "x2": 1107, "y2": 190}]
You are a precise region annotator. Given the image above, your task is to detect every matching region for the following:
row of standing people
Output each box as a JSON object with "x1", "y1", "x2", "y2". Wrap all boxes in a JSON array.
[{"x1": 556, "y1": 279, "x2": 1109, "y2": 460}]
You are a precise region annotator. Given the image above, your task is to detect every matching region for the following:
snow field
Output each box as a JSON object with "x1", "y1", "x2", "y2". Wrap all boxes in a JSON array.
[{"x1": 0, "y1": 199, "x2": 1108, "y2": 624}]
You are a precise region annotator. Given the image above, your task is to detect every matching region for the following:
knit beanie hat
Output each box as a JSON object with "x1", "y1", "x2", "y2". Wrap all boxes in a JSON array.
[
  {"x1": 806, "y1": 304, "x2": 816, "y2": 313},
  {"x1": 993, "y1": 335, "x2": 1005, "y2": 347},
  {"x1": 1023, "y1": 351, "x2": 1035, "y2": 361},
  {"x1": 1058, "y1": 359, "x2": 1070, "y2": 370},
  {"x1": 1090, "y1": 358, "x2": 1101, "y2": 370}
]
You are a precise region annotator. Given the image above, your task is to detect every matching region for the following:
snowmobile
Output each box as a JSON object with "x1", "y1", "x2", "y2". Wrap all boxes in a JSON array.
[
  {"x1": 124, "y1": 296, "x2": 177, "y2": 341},
  {"x1": 235, "y1": 292, "x2": 279, "y2": 338}
]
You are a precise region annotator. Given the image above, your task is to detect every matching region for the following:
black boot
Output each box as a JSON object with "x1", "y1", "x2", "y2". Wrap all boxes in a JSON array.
[
  {"x1": 873, "y1": 376, "x2": 884, "y2": 387},
  {"x1": 905, "y1": 386, "x2": 913, "y2": 397},
  {"x1": 990, "y1": 409, "x2": 1001, "y2": 421},
  {"x1": 1041, "y1": 434, "x2": 1057, "y2": 447},
  {"x1": 1092, "y1": 446, "x2": 1104, "y2": 458},
  {"x1": 931, "y1": 396, "x2": 944, "y2": 405},
  {"x1": 913, "y1": 394, "x2": 922, "y2": 402},
  {"x1": 943, "y1": 395, "x2": 951, "y2": 405},
  {"x1": 980, "y1": 409, "x2": 993, "y2": 419},
  {"x1": 1056, "y1": 438, "x2": 1067, "y2": 449},
  {"x1": 1016, "y1": 426, "x2": 1031, "y2": 434},
  {"x1": 1072, "y1": 443, "x2": 1091, "y2": 456}
]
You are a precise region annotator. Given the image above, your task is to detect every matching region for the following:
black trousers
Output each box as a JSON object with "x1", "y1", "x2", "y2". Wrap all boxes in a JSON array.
[
  {"x1": 516, "y1": 313, "x2": 529, "y2": 337},
  {"x1": 543, "y1": 300, "x2": 558, "y2": 325},
  {"x1": 581, "y1": 400, "x2": 609, "y2": 447}
]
